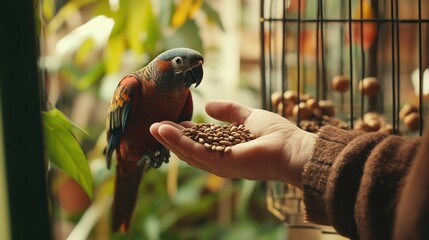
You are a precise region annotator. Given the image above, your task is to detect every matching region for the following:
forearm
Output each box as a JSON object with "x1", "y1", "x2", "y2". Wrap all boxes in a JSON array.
[{"x1": 302, "y1": 125, "x2": 420, "y2": 239}]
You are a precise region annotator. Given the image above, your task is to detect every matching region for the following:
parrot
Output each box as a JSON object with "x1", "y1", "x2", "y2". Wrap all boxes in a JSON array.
[{"x1": 105, "y1": 48, "x2": 204, "y2": 233}]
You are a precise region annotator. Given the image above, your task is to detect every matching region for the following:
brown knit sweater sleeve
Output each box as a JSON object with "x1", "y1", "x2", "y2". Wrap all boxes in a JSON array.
[{"x1": 302, "y1": 125, "x2": 421, "y2": 239}]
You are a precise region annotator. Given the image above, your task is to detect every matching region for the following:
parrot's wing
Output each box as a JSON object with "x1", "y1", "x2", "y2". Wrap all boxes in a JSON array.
[{"x1": 106, "y1": 76, "x2": 140, "y2": 169}]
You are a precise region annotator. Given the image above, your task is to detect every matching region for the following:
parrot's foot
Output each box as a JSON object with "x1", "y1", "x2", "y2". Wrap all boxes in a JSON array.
[{"x1": 138, "y1": 147, "x2": 170, "y2": 169}]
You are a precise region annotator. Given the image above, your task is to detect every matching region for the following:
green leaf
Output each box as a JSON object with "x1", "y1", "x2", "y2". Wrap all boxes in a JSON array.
[
  {"x1": 41, "y1": 0, "x2": 55, "y2": 21},
  {"x1": 142, "y1": 0, "x2": 161, "y2": 52},
  {"x1": 171, "y1": 0, "x2": 193, "y2": 28},
  {"x1": 76, "y1": 62, "x2": 105, "y2": 90},
  {"x1": 105, "y1": 35, "x2": 125, "y2": 74},
  {"x1": 74, "y1": 38, "x2": 95, "y2": 67},
  {"x1": 124, "y1": 0, "x2": 161, "y2": 55},
  {"x1": 42, "y1": 110, "x2": 93, "y2": 198},
  {"x1": 126, "y1": 0, "x2": 147, "y2": 54},
  {"x1": 60, "y1": 62, "x2": 105, "y2": 90},
  {"x1": 48, "y1": 0, "x2": 100, "y2": 33},
  {"x1": 201, "y1": 1, "x2": 225, "y2": 31},
  {"x1": 44, "y1": 108, "x2": 88, "y2": 138},
  {"x1": 163, "y1": 20, "x2": 203, "y2": 53}
]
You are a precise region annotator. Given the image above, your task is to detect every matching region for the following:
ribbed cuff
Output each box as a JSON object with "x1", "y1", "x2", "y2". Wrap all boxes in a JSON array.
[
  {"x1": 303, "y1": 125, "x2": 392, "y2": 239},
  {"x1": 302, "y1": 126, "x2": 364, "y2": 225},
  {"x1": 355, "y1": 135, "x2": 420, "y2": 240}
]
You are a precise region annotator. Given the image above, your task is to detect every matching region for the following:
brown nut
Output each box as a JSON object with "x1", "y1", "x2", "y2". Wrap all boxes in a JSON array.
[
  {"x1": 312, "y1": 106, "x2": 324, "y2": 119},
  {"x1": 399, "y1": 103, "x2": 418, "y2": 120},
  {"x1": 299, "y1": 120, "x2": 319, "y2": 133},
  {"x1": 182, "y1": 123, "x2": 256, "y2": 152},
  {"x1": 271, "y1": 91, "x2": 283, "y2": 110},
  {"x1": 292, "y1": 102, "x2": 312, "y2": 120},
  {"x1": 363, "y1": 112, "x2": 380, "y2": 123},
  {"x1": 366, "y1": 119, "x2": 381, "y2": 131},
  {"x1": 379, "y1": 124, "x2": 393, "y2": 135},
  {"x1": 363, "y1": 112, "x2": 383, "y2": 132},
  {"x1": 299, "y1": 93, "x2": 312, "y2": 102},
  {"x1": 283, "y1": 90, "x2": 298, "y2": 104},
  {"x1": 318, "y1": 100, "x2": 335, "y2": 117},
  {"x1": 331, "y1": 75, "x2": 350, "y2": 92},
  {"x1": 306, "y1": 98, "x2": 318, "y2": 111},
  {"x1": 358, "y1": 77, "x2": 380, "y2": 97},
  {"x1": 354, "y1": 119, "x2": 372, "y2": 132},
  {"x1": 277, "y1": 99, "x2": 295, "y2": 117},
  {"x1": 403, "y1": 112, "x2": 420, "y2": 131}
]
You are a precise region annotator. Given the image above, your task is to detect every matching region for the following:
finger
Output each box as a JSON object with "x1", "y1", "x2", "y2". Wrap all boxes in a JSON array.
[
  {"x1": 179, "y1": 121, "x2": 195, "y2": 128},
  {"x1": 156, "y1": 124, "x2": 214, "y2": 169},
  {"x1": 150, "y1": 122, "x2": 179, "y2": 144},
  {"x1": 158, "y1": 121, "x2": 186, "y2": 130},
  {"x1": 152, "y1": 122, "x2": 241, "y2": 177},
  {"x1": 150, "y1": 122, "x2": 164, "y2": 142},
  {"x1": 205, "y1": 100, "x2": 253, "y2": 124},
  {"x1": 154, "y1": 119, "x2": 247, "y2": 174},
  {"x1": 150, "y1": 122, "x2": 188, "y2": 155},
  {"x1": 151, "y1": 122, "x2": 204, "y2": 160},
  {"x1": 150, "y1": 121, "x2": 190, "y2": 143}
]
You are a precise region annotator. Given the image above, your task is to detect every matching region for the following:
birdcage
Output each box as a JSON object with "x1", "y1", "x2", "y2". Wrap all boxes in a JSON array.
[{"x1": 260, "y1": 0, "x2": 429, "y2": 238}]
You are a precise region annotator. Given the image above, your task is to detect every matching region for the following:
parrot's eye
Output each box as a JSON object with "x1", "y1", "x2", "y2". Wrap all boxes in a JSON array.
[{"x1": 173, "y1": 57, "x2": 183, "y2": 66}]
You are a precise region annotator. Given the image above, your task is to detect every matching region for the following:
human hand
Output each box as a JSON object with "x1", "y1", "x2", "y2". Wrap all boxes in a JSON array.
[{"x1": 150, "y1": 100, "x2": 316, "y2": 188}]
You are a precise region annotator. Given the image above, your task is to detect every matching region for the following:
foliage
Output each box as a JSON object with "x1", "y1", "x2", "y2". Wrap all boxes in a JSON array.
[
  {"x1": 42, "y1": 107, "x2": 93, "y2": 198},
  {"x1": 37, "y1": 0, "x2": 284, "y2": 239},
  {"x1": 101, "y1": 163, "x2": 283, "y2": 240},
  {"x1": 41, "y1": 0, "x2": 224, "y2": 92},
  {"x1": 38, "y1": 0, "x2": 224, "y2": 199}
]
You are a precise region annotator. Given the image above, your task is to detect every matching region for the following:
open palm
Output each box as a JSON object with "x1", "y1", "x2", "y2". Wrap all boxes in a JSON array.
[{"x1": 150, "y1": 100, "x2": 316, "y2": 187}]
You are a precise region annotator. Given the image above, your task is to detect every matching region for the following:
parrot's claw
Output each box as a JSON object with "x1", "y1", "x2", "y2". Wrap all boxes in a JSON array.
[
  {"x1": 137, "y1": 156, "x2": 148, "y2": 170},
  {"x1": 140, "y1": 147, "x2": 171, "y2": 169},
  {"x1": 158, "y1": 147, "x2": 171, "y2": 164}
]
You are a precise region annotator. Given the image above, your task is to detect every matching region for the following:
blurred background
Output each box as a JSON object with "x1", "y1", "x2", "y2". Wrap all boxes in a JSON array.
[
  {"x1": 36, "y1": 0, "x2": 280, "y2": 239},
  {"x1": 1, "y1": 0, "x2": 427, "y2": 239},
  {"x1": 262, "y1": 0, "x2": 428, "y2": 239}
]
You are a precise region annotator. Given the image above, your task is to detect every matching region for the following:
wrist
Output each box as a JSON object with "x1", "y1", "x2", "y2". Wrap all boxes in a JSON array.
[{"x1": 282, "y1": 130, "x2": 317, "y2": 188}]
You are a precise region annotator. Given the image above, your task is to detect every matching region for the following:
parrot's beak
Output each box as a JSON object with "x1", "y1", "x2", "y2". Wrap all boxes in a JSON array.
[{"x1": 189, "y1": 60, "x2": 203, "y2": 88}]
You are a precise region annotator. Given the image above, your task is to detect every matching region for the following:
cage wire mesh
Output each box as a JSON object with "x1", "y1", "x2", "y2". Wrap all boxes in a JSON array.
[{"x1": 260, "y1": 0, "x2": 429, "y2": 233}]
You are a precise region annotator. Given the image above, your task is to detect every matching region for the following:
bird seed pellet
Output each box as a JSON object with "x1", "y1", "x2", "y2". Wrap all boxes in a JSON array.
[{"x1": 182, "y1": 123, "x2": 256, "y2": 152}]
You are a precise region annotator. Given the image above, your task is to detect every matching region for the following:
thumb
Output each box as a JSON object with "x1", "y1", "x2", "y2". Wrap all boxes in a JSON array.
[{"x1": 205, "y1": 100, "x2": 253, "y2": 124}]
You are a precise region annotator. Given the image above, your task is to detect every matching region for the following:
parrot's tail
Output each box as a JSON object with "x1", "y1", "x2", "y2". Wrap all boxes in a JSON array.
[{"x1": 112, "y1": 160, "x2": 144, "y2": 233}]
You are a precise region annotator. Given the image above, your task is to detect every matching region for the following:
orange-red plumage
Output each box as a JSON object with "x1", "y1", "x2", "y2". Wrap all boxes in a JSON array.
[{"x1": 105, "y1": 48, "x2": 203, "y2": 233}]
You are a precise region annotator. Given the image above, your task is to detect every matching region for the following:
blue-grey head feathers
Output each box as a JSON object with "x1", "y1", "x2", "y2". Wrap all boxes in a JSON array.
[{"x1": 151, "y1": 48, "x2": 204, "y2": 88}]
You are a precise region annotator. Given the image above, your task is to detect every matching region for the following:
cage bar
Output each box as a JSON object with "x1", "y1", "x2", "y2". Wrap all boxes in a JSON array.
[{"x1": 261, "y1": 0, "x2": 428, "y2": 238}]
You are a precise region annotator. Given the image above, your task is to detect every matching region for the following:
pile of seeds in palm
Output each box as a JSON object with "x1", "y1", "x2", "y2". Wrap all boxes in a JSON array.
[{"x1": 182, "y1": 123, "x2": 256, "y2": 152}]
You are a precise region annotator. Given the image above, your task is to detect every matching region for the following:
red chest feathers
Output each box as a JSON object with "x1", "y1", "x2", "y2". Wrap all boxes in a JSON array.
[{"x1": 118, "y1": 89, "x2": 191, "y2": 161}]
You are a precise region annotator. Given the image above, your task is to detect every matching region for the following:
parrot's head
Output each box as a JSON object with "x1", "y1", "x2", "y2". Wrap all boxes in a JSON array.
[{"x1": 153, "y1": 48, "x2": 204, "y2": 89}]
